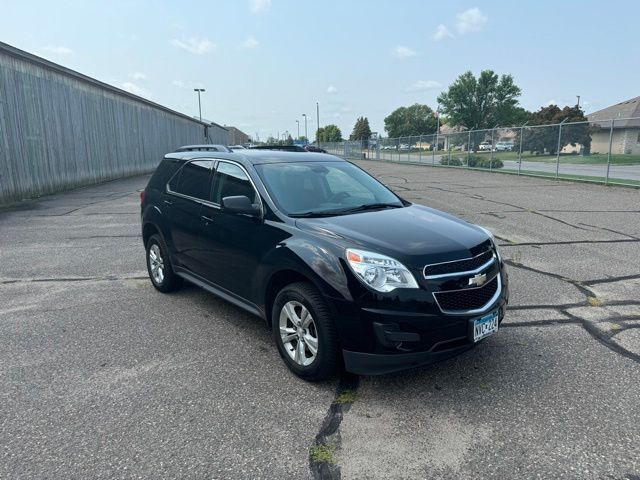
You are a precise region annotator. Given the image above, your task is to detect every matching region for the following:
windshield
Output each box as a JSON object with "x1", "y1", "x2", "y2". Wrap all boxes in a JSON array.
[{"x1": 254, "y1": 161, "x2": 403, "y2": 216}]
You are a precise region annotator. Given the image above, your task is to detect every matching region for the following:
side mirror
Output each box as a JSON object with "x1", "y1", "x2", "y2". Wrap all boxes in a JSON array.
[{"x1": 222, "y1": 195, "x2": 261, "y2": 217}]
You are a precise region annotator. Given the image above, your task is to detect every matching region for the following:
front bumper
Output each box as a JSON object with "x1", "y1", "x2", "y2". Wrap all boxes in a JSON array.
[
  {"x1": 343, "y1": 342, "x2": 475, "y2": 376},
  {"x1": 328, "y1": 269, "x2": 509, "y2": 375}
]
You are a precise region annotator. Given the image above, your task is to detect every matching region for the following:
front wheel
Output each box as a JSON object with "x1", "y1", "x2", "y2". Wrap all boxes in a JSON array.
[{"x1": 272, "y1": 282, "x2": 340, "y2": 381}]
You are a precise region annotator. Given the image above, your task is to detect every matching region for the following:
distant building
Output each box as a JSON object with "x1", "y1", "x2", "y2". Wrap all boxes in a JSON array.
[
  {"x1": 588, "y1": 97, "x2": 640, "y2": 155},
  {"x1": 226, "y1": 126, "x2": 250, "y2": 145}
]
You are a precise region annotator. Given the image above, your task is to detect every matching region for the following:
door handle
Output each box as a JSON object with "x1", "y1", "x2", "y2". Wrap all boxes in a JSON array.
[
  {"x1": 163, "y1": 199, "x2": 173, "y2": 206},
  {"x1": 201, "y1": 215, "x2": 214, "y2": 222}
]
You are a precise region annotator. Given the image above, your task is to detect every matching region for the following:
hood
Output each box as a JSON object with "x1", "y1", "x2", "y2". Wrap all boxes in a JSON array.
[{"x1": 295, "y1": 204, "x2": 491, "y2": 268}]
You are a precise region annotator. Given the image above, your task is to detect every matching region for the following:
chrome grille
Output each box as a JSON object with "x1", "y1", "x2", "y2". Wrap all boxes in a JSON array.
[{"x1": 423, "y1": 249, "x2": 494, "y2": 279}]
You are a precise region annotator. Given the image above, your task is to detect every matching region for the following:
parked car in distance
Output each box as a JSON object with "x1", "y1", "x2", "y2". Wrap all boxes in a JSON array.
[
  {"x1": 141, "y1": 150, "x2": 509, "y2": 380},
  {"x1": 495, "y1": 141, "x2": 515, "y2": 152},
  {"x1": 229, "y1": 145, "x2": 247, "y2": 151},
  {"x1": 478, "y1": 141, "x2": 493, "y2": 151},
  {"x1": 304, "y1": 145, "x2": 327, "y2": 153}
]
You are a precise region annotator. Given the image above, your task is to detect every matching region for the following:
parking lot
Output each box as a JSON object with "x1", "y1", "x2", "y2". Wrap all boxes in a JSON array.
[{"x1": 1, "y1": 161, "x2": 639, "y2": 479}]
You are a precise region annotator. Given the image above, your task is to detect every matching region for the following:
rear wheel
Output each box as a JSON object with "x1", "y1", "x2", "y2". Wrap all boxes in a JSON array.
[
  {"x1": 146, "y1": 234, "x2": 183, "y2": 293},
  {"x1": 272, "y1": 282, "x2": 340, "y2": 381}
]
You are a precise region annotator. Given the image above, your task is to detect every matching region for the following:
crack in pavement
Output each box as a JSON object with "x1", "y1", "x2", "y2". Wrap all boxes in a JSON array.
[
  {"x1": 583, "y1": 274, "x2": 640, "y2": 286},
  {"x1": 310, "y1": 374, "x2": 359, "y2": 480},
  {"x1": 498, "y1": 239, "x2": 640, "y2": 247},
  {"x1": 504, "y1": 260, "x2": 640, "y2": 364},
  {"x1": 577, "y1": 222, "x2": 640, "y2": 240},
  {"x1": 1, "y1": 275, "x2": 148, "y2": 285}
]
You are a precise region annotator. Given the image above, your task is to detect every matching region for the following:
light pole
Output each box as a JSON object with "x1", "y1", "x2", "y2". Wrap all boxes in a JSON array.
[
  {"x1": 193, "y1": 88, "x2": 205, "y2": 122},
  {"x1": 576, "y1": 95, "x2": 581, "y2": 109},
  {"x1": 296, "y1": 120, "x2": 300, "y2": 140},
  {"x1": 316, "y1": 102, "x2": 320, "y2": 146},
  {"x1": 302, "y1": 113, "x2": 308, "y2": 142}
]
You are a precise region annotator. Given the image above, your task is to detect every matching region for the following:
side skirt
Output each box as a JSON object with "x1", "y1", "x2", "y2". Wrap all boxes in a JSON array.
[{"x1": 174, "y1": 267, "x2": 265, "y2": 320}]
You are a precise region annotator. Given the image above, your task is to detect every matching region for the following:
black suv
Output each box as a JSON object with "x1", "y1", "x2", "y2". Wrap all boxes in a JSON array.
[{"x1": 141, "y1": 150, "x2": 509, "y2": 380}]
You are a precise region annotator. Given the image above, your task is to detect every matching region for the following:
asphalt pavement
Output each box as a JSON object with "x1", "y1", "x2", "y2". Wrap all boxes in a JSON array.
[{"x1": 1, "y1": 162, "x2": 639, "y2": 479}]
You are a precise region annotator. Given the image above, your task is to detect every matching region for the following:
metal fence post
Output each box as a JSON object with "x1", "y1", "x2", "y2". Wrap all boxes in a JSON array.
[
  {"x1": 605, "y1": 119, "x2": 614, "y2": 185},
  {"x1": 418, "y1": 135, "x2": 423, "y2": 163},
  {"x1": 467, "y1": 130, "x2": 471, "y2": 168},
  {"x1": 447, "y1": 135, "x2": 452, "y2": 165},
  {"x1": 432, "y1": 133, "x2": 436, "y2": 166},
  {"x1": 555, "y1": 118, "x2": 568, "y2": 179},
  {"x1": 490, "y1": 127, "x2": 496, "y2": 171},
  {"x1": 518, "y1": 121, "x2": 528, "y2": 176}
]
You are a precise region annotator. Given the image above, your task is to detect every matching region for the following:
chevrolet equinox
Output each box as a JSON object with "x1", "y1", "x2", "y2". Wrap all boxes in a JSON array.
[{"x1": 141, "y1": 150, "x2": 509, "y2": 380}]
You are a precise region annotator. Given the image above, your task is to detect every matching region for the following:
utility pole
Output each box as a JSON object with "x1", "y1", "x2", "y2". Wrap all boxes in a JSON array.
[
  {"x1": 576, "y1": 95, "x2": 581, "y2": 109},
  {"x1": 316, "y1": 102, "x2": 320, "y2": 146},
  {"x1": 193, "y1": 88, "x2": 205, "y2": 122},
  {"x1": 302, "y1": 113, "x2": 308, "y2": 142}
]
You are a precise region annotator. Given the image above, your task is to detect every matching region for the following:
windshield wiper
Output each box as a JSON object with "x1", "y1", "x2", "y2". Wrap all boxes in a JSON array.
[
  {"x1": 288, "y1": 211, "x2": 344, "y2": 218},
  {"x1": 289, "y1": 203, "x2": 402, "y2": 218},
  {"x1": 336, "y1": 203, "x2": 403, "y2": 214}
]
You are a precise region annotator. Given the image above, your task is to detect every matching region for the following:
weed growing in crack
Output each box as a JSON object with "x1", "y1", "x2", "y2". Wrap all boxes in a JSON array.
[
  {"x1": 336, "y1": 389, "x2": 358, "y2": 404},
  {"x1": 309, "y1": 443, "x2": 336, "y2": 464},
  {"x1": 587, "y1": 296, "x2": 604, "y2": 307}
]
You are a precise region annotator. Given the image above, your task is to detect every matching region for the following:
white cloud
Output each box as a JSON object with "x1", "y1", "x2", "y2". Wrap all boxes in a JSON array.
[
  {"x1": 326, "y1": 85, "x2": 338, "y2": 94},
  {"x1": 43, "y1": 45, "x2": 73, "y2": 55},
  {"x1": 393, "y1": 45, "x2": 418, "y2": 59},
  {"x1": 456, "y1": 8, "x2": 488, "y2": 34},
  {"x1": 120, "y1": 82, "x2": 151, "y2": 98},
  {"x1": 241, "y1": 36, "x2": 259, "y2": 49},
  {"x1": 129, "y1": 72, "x2": 147, "y2": 81},
  {"x1": 406, "y1": 80, "x2": 442, "y2": 92},
  {"x1": 172, "y1": 80, "x2": 186, "y2": 88},
  {"x1": 171, "y1": 37, "x2": 215, "y2": 54},
  {"x1": 433, "y1": 24, "x2": 453, "y2": 41},
  {"x1": 249, "y1": 0, "x2": 271, "y2": 14}
]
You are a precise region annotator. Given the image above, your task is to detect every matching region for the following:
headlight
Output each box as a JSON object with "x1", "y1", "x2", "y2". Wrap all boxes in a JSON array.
[
  {"x1": 346, "y1": 248, "x2": 418, "y2": 292},
  {"x1": 478, "y1": 226, "x2": 502, "y2": 262}
]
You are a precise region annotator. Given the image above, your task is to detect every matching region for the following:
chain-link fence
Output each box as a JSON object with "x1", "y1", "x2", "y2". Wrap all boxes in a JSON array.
[{"x1": 321, "y1": 117, "x2": 640, "y2": 187}]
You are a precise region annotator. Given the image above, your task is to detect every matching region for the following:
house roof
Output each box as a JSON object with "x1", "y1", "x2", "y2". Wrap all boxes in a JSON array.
[{"x1": 587, "y1": 96, "x2": 640, "y2": 128}]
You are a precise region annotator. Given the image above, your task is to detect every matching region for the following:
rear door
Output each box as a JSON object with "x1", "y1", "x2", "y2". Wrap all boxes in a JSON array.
[{"x1": 164, "y1": 159, "x2": 214, "y2": 274}]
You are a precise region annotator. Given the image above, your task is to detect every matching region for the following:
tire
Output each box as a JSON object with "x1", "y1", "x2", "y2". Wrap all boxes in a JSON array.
[
  {"x1": 145, "y1": 234, "x2": 183, "y2": 293},
  {"x1": 272, "y1": 282, "x2": 340, "y2": 381}
]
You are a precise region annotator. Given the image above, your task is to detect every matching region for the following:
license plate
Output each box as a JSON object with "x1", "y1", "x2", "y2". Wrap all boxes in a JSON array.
[{"x1": 473, "y1": 311, "x2": 499, "y2": 342}]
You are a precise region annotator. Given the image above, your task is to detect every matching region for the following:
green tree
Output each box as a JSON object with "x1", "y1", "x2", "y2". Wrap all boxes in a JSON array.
[
  {"x1": 350, "y1": 116, "x2": 372, "y2": 141},
  {"x1": 384, "y1": 104, "x2": 437, "y2": 138},
  {"x1": 437, "y1": 70, "x2": 523, "y2": 129},
  {"x1": 523, "y1": 105, "x2": 592, "y2": 155},
  {"x1": 316, "y1": 124, "x2": 342, "y2": 143},
  {"x1": 299, "y1": 135, "x2": 309, "y2": 143},
  {"x1": 285, "y1": 134, "x2": 294, "y2": 146}
]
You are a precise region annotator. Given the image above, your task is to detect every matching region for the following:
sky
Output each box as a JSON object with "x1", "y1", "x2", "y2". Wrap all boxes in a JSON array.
[{"x1": 2, "y1": 0, "x2": 639, "y2": 141}]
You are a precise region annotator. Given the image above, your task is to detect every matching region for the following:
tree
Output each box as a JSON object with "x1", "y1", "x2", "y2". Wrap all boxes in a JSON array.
[
  {"x1": 285, "y1": 134, "x2": 294, "y2": 146},
  {"x1": 384, "y1": 104, "x2": 437, "y2": 138},
  {"x1": 437, "y1": 70, "x2": 523, "y2": 129},
  {"x1": 523, "y1": 105, "x2": 592, "y2": 155},
  {"x1": 350, "y1": 117, "x2": 372, "y2": 141},
  {"x1": 316, "y1": 124, "x2": 342, "y2": 143},
  {"x1": 299, "y1": 135, "x2": 309, "y2": 143}
]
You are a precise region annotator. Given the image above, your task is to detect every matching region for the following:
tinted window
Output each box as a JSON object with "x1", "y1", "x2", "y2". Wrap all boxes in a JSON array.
[
  {"x1": 213, "y1": 162, "x2": 256, "y2": 204},
  {"x1": 172, "y1": 160, "x2": 214, "y2": 200}
]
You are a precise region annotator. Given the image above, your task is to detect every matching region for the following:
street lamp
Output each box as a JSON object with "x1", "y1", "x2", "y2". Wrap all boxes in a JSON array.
[
  {"x1": 296, "y1": 120, "x2": 300, "y2": 140},
  {"x1": 194, "y1": 88, "x2": 205, "y2": 122},
  {"x1": 302, "y1": 113, "x2": 308, "y2": 142}
]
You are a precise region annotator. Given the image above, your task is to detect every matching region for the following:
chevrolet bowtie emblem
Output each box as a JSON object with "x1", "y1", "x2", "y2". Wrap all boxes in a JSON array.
[{"x1": 468, "y1": 273, "x2": 487, "y2": 287}]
